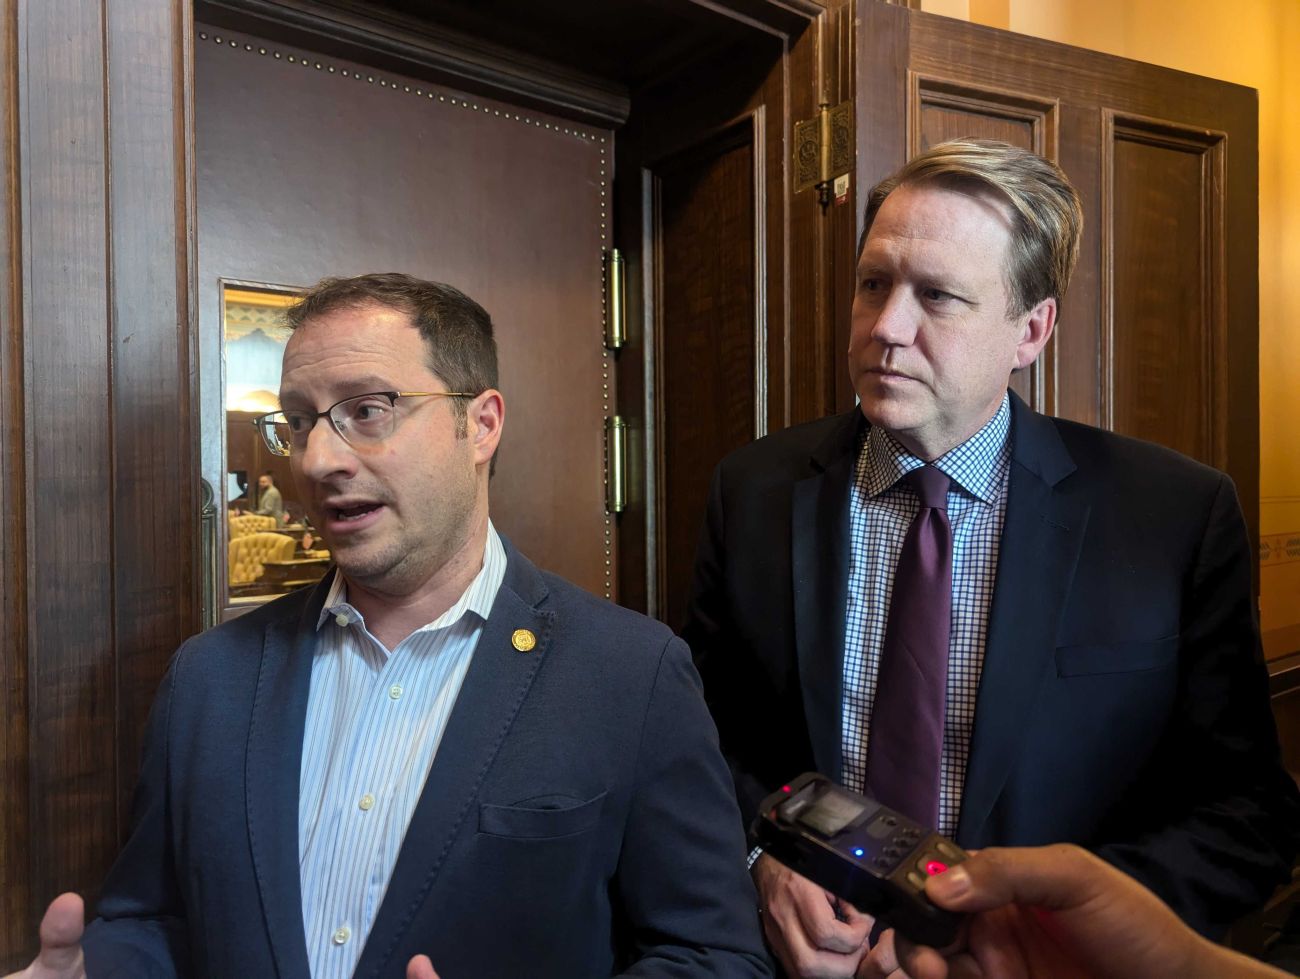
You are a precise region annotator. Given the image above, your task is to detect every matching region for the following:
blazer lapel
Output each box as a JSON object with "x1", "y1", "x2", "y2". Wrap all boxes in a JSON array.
[
  {"x1": 792, "y1": 411, "x2": 863, "y2": 780},
  {"x1": 353, "y1": 542, "x2": 554, "y2": 979},
  {"x1": 957, "y1": 395, "x2": 1090, "y2": 845},
  {"x1": 245, "y1": 581, "x2": 332, "y2": 979}
]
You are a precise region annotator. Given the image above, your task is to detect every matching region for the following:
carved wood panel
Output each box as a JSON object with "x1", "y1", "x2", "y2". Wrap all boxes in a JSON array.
[{"x1": 1103, "y1": 114, "x2": 1227, "y2": 469}]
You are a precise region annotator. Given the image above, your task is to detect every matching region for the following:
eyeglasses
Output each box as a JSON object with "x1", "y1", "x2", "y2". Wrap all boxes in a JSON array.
[{"x1": 252, "y1": 390, "x2": 475, "y2": 457}]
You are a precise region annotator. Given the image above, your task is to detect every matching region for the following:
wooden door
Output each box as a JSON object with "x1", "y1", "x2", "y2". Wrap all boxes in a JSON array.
[
  {"x1": 855, "y1": 3, "x2": 1260, "y2": 547},
  {"x1": 614, "y1": 2, "x2": 857, "y2": 627}
]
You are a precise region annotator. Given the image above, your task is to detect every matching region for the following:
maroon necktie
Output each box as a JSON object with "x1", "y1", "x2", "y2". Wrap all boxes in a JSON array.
[{"x1": 863, "y1": 465, "x2": 953, "y2": 827}]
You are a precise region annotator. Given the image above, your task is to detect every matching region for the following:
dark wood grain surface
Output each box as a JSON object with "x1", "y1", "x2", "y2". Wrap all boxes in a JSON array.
[{"x1": 1, "y1": 0, "x2": 198, "y2": 968}]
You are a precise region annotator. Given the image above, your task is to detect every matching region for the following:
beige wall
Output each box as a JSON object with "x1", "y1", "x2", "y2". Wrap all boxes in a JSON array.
[{"x1": 922, "y1": 0, "x2": 1300, "y2": 653}]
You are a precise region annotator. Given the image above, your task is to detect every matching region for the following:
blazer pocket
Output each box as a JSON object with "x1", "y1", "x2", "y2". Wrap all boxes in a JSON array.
[
  {"x1": 1055, "y1": 636, "x2": 1179, "y2": 677},
  {"x1": 478, "y1": 792, "x2": 607, "y2": 840}
]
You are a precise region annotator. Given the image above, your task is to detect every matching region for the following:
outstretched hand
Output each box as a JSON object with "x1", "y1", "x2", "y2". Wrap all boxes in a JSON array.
[
  {"x1": 895, "y1": 845, "x2": 1288, "y2": 979},
  {"x1": 4, "y1": 893, "x2": 86, "y2": 979}
]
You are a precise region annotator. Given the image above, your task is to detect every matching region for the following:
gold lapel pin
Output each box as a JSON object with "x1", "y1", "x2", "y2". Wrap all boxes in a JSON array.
[{"x1": 511, "y1": 628, "x2": 537, "y2": 652}]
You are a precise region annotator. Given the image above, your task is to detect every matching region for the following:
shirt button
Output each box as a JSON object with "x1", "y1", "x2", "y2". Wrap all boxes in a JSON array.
[
  {"x1": 332, "y1": 925, "x2": 351, "y2": 945},
  {"x1": 359, "y1": 793, "x2": 375, "y2": 811},
  {"x1": 388, "y1": 684, "x2": 402, "y2": 700},
  {"x1": 334, "y1": 611, "x2": 350, "y2": 628}
]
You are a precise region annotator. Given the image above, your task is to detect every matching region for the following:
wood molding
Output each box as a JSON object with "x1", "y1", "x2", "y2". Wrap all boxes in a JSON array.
[
  {"x1": 194, "y1": 0, "x2": 632, "y2": 125},
  {"x1": 0, "y1": 0, "x2": 31, "y2": 964},
  {"x1": 691, "y1": 0, "x2": 827, "y2": 35}
]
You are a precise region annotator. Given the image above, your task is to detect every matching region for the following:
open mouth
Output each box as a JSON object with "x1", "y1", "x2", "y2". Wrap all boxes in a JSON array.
[{"x1": 332, "y1": 502, "x2": 382, "y2": 522}]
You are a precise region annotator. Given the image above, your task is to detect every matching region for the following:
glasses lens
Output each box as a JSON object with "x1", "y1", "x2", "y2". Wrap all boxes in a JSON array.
[
  {"x1": 257, "y1": 414, "x2": 294, "y2": 457},
  {"x1": 332, "y1": 393, "x2": 397, "y2": 446}
]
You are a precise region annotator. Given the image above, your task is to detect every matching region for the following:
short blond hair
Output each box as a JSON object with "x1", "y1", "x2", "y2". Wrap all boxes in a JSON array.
[{"x1": 860, "y1": 138, "x2": 1083, "y2": 317}]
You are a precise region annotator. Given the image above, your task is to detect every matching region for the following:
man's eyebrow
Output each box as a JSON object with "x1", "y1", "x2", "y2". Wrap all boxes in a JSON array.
[{"x1": 279, "y1": 376, "x2": 398, "y2": 406}]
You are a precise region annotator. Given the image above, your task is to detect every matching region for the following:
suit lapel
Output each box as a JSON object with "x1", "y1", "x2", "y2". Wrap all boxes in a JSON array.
[
  {"x1": 245, "y1": 581, "x2": 331, "y2": 979},
  {"x1": 792, "y1": 411, "x2": 862, "y2": 780},
  {"x1": 957, "y1": 396, "x2": 1089, "y2": 845},
  {"x1": 352, "y1": 543, "x2": 554, "y2": 979}
]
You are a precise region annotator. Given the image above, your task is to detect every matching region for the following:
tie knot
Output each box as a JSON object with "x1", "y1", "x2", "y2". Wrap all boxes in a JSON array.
[{"x1": 907, "y1": 465, "x2": 950, "y2": 511}]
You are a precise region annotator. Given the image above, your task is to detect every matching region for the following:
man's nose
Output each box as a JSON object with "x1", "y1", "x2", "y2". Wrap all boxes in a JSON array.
[
  {"x1": 866, "y1": 290, "x2": 920, "y2": 346},
  {"x1": 295, "y1": 416, "x2": 357, "y2": 481}
]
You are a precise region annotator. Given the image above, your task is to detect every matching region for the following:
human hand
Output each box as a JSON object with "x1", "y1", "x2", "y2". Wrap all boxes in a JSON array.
[
  {"x1": 753, "y1": 853, "x2": 874, "y2": 977},
  {"x1": 855, "y1": 926, "x2": 913, "y2": 979},
  {"x1": 894, "y1": 844, "x2": 1287, "y2": 979},
  {"x1": 406, "y1": 954, "x2": 440, "y2": 979},
  {"x1": 3, "y1": 893, "x2": 85, "y2": 979}
]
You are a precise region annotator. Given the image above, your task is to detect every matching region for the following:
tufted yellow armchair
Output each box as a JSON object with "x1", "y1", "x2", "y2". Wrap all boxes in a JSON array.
[
  {"x1": 229, "y1": 513, "x2": 278, "y2": 539},
  {"x1": 228, "y1": 531, "x2": 297, "y2": 586}
]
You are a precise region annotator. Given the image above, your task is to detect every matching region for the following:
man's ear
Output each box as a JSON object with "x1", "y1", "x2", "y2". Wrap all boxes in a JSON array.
[
  {"x1": 1013, "y1": 297, "x2": 1056, "y2": 370},
  {"x1": 466, "y1": 389, "x2": 504, "y2": 466}
]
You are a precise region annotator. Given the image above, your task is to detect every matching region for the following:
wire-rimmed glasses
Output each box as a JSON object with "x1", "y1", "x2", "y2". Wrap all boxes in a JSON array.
[{"x1": 251, "y1": 390, "x2": 475, "y2": 457}]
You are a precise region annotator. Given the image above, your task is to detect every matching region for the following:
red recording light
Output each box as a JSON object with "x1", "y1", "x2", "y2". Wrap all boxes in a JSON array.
[
  {"x1": 782, "y1": 785, "x2": 792, "y2": 793},
  {"x1": 925, "y1": 860, "x2": 948, "y2": 876}
]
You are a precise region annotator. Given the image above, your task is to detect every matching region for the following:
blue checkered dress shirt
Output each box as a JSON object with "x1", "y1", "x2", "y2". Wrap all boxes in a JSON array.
[{"x1": 842, "y1": 395, "x2": 1012, "y2": 836}]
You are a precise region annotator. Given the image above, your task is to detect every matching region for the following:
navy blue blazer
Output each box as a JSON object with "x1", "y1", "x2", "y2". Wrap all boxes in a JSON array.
[
  {"x1": 684, "y1": 391, "x2": 1300, "y2": 937},
  {"x1": 85, "y1": 543, "x2": 771, "y2": 978}
]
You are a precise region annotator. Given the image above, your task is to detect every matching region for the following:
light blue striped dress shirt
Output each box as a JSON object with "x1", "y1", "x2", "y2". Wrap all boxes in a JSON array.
[
  {"x1": 298, "y1": 524, "x2": 506, "y2": 979},
  {"x1": 842, "y1": 396, "x2": 1011, "y2": 837}
]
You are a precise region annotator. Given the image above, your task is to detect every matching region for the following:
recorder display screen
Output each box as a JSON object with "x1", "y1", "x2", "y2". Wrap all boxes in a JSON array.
[{"x1": 791, "y1": 790, "x2": 868, "y2": 837}]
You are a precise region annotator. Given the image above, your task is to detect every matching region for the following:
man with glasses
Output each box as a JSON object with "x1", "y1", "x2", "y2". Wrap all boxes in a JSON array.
[{"x1": 11, "y1": 273, "x2": 769, "y2": 979}]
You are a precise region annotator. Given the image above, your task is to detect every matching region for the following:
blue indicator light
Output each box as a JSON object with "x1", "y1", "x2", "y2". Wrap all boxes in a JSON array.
[{"x1": 853, "y1": 848, "x2": 865, "y2": 858}]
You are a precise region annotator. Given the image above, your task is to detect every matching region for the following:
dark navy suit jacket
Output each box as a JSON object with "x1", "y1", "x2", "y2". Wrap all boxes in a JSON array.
[
  {"x1": 85, "y1": 543, "x2": 771, "y2": 978},
  {"x1": 684, "y1": 392, "x2": 1300, "y2": 937}
]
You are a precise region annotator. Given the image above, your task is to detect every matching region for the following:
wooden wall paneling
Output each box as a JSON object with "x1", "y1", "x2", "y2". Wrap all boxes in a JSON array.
[
  {"x1": 0, "y1": 2, "x2": 197, "y2": 967},
  {"x1": 0, "y1": 0, "x2": 31, "y2": 966},
  {"x1": 20, "y1": 0, "x2": 119, "y2": 938},
  {"x1": 105, "y1": 0, "x2": 199, "y2": 849},
  {"x1": 1052, "y1": 98, "x2": 1106, "y2": 431},
  {"x1": 1102, "y1": 113, "x2": 1227, "y2": 468}
]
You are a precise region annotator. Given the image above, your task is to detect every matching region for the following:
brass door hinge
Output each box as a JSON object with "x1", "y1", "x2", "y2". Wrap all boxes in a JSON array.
[
  {"x1": 605, "y1": 415, "x2": 627, "y2": 513},
  {"x1": 605, "y1": 248, "x2": 625, "y2": 350},
  {"x1": 794, "y1": 101, "x2": 853, "y2": 206}
]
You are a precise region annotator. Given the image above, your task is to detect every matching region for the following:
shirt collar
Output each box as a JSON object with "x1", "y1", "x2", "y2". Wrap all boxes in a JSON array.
[
  {"x1": 315, "y1": 520, "x2": 506, "y2": 633},
  {"x1": 858, "y1": 394, "x2": 1011, "y2": 504}
]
